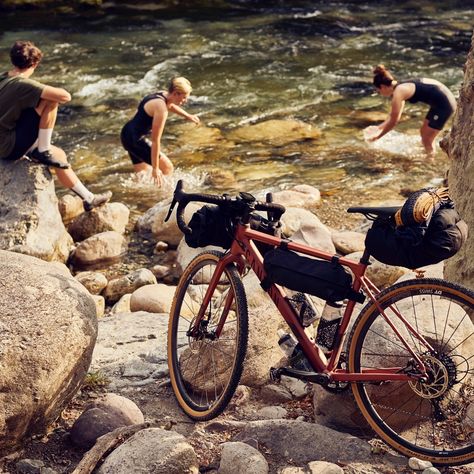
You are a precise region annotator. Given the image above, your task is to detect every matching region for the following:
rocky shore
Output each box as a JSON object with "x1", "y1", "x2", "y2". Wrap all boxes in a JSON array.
[{"x1": 0, "y1": 156, "x2": 472, "y2": 474}]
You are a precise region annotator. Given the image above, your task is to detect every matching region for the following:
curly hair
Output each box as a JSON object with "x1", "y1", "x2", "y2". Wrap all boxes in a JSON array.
[{"x1": 10, "y1": 41, "x2": 43, "y2": 69}]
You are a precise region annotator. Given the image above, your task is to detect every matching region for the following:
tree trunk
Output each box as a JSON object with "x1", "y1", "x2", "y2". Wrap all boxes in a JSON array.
[{"x1": 443, "y1": 31, "x2": 474, "y2": 291}]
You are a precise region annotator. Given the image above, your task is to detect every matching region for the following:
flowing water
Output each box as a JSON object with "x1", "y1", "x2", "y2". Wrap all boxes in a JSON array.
[{"x1": 0, "y1": 1, "x2": 473, "y2": 224}]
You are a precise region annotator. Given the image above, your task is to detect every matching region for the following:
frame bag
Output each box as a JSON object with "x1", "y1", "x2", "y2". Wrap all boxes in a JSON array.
[{"x1": 263, "y1": 248, "x2": 365, "y2": 304}]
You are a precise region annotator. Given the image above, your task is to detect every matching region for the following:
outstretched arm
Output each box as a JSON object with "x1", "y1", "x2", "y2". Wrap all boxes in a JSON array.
[
  {"x1": 150, "y1": 106, "x2": 168, "y2": 186},
  {"x1": 169, "y1": 103, "x2": 200, "y2": 125},
  {"x1": 369, "y1": 92, "x2": 405, "y2": 141}
]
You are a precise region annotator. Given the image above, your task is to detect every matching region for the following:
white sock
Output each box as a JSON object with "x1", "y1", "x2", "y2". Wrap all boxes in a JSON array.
[
  {"x1": 71, "y1": 181, "x2": 94, "y2": 203},
  {"x1": 38, "y1": 128, "x2": 53, "y2": 152}
]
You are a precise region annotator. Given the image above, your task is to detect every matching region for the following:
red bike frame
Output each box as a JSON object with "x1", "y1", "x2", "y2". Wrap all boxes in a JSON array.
[{"x1": 193, "y1": 221, "x2": 434, "y2": 384}]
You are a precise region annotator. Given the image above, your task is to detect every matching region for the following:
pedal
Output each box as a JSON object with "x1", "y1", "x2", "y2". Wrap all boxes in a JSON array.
[{"x1": 269, "y1": 367, "x2": 283, "y2": 382}]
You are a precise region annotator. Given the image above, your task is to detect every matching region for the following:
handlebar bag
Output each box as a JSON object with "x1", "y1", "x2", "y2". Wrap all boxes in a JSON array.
[
  {"x1": 249, "y1": 213, "x2": 282, "y2": 256},
  {"x1": 185, "y1": 205, "x2": 233, "y2": 249},
  {"x1": 365, "y1": 201, "x2": 467, "y2": 269},
  {"x1": 263, "y1": 248, "x2": 365, "y2": 304}
]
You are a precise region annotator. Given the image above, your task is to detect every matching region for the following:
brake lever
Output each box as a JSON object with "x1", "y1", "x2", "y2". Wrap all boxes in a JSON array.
[{"x1": 164, "y1": 197, "x2": 177, "y2": 222}]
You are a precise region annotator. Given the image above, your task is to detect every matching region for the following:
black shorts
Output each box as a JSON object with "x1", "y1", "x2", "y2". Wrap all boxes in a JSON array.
[
  {"x1": 120, "y1": 124, "x2": 152, "y2": 165},
  {"x1": 3, "y1": 108, "x2": 40, "y2": 160},
  {"x1": 425, "y1": 99, "x2": 456, "y2": 131}
]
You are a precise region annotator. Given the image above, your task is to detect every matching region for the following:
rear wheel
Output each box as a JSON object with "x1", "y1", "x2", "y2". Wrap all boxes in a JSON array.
[
  {"x1": 348, "y1": 278, "x2": 474, "y2": 465},
  {"x1": 168, "y1": 251, "x2": 248, "y2": 420}
]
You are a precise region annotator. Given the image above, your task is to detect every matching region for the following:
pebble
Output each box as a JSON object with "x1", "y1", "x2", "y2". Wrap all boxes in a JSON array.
[
  {"x1": 408, "y1": 457, "x2": 433, "y2": 470},
  {"x1": 422, "y1": 468, "x2": 441, "y2": 474}
]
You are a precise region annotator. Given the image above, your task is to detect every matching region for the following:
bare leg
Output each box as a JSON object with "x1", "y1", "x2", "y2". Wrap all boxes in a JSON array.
[
  {"x1": 133, "y1": 153, "x2": 174, "y2": 175},
  {"x1": 420, "y1": 119, "x2": 441, "y2": 159},
  {"x1": 35, "y1": 99, "x2": 58, "y2": 130},
  {"x1": 47, "y1": 145, "x2": 78, "y2": 188},
  {"x1": 159, "y1": 152, "x2": 174, "y2": 175},
  {"x1": 133, "y1": 162, "x2": 151, "y2": 173}
]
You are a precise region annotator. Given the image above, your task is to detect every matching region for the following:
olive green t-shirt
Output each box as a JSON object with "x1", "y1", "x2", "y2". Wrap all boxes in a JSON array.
[{"x1": 0, "y1": 72, "x2": 45, "y2": 158}]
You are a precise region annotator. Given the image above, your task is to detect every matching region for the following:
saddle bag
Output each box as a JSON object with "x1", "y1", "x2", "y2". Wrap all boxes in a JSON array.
[
  {"x1": 365, "y1": 200, "x2": 468, "y2": 269},
  {"x1": 263, "y1": 248, "x2": 365, "y2": 304},
  {"x1": 184, "y1": 205, "x2": 234, "y2": 249}
]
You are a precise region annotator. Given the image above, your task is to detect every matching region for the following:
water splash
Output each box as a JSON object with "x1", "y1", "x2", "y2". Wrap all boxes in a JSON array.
[
  {"x1": 364, "y1": 128, "x2": 424, "y2": 157},
  {"x1": 119, "y1": 168, "x2": 207, "y2": 193}
]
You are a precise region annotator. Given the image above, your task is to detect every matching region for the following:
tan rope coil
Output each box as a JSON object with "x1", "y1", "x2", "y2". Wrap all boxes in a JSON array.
[{"x1": 394, "y1": 187, "x2": 450, "y2": 227}]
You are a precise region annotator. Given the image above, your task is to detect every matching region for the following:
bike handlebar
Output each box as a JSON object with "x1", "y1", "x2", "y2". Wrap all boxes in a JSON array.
[{"x1": 165, "y1": 180, "x2": 286, "y2": 235}]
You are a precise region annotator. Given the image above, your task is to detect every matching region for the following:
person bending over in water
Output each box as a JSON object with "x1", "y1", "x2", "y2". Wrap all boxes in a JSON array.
[
  {"x1": 368, "y1": 64, "x2": 456, "y2": 158},
  {"x1": 121, "y1": 76, "x2": 200, "y2": 187},
  {"x1": 0, "y1": 40, "x2": 112, "y2": 211}
]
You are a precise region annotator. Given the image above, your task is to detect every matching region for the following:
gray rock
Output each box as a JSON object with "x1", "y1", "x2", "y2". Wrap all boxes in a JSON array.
[
  {"x1": 233, "y1": 420, "x2": 405, "y2": 466},
  {"x1": 218, "y1": 441, "x2": 268, "y2": 474},
  {"x1": 408, "y1": 457, "x2": 432, "y2": 470},
  {"x1": 0, "y1": 250, "x2": 97, "y2": 456},
  {"x1": 16, "y1": 459, "x2": 44, "y2": 474},
  {"x1": 256, "y1": 406, "x2": 288, "y2": 419},
  {"x1": 308, "y1": 460, "x2": 343, "y2": 473},
  {"x1": 70, "y1": 394, "x2": 144, "y2": 449},
  {"x1": 68, "y1": 202, "x2": 130, "y2": 242},
  {"x1": 75, "y1": 271, "x2": 108, "y2": 295},
  {"x1": 70, "y1": 231, "x2": 127, "y2": 270},
  {"x1": 91, "y1": 311, "x2": 168, "y2": 386},
  {"x1": 129, "y1": 283, "x2": 175, "y2": 313},
  {"x1": 103, "y1": 268, "x2": 156, "y2": 304},
  {"x1": 0, "y1": 159, "x2": 73, "y2": 262},
  {"x1": 70, "y1": 408, "x2": 124, "y2": 449},
  {"x1": 97, "y1": 427, "x2": 198, "y2": 473},
  {"x1": 259, "y1": 384, "x2": 293, "y2": 403}
]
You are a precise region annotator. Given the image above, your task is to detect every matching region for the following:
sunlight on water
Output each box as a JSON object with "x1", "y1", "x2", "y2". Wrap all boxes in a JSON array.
[
  {"x1": 75, "y1": 56, "x2": 192, "y2": 104},
  {"x1": 0, "y1": 1, "x2": 470, "y2": 216}
]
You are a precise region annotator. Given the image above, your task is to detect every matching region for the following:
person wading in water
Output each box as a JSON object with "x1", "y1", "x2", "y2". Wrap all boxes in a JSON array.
[
  {"x1": 121, "y1": 76, "x2": 200, "y2": 187},
  {"x1": 367, "y1": 64, "x2": 456, "y2": 158}
]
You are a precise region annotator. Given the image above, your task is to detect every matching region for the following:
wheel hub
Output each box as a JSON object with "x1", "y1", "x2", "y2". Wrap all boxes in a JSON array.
[{"x1": 409, "y1": 353, "x2": 457, "y2": 399}]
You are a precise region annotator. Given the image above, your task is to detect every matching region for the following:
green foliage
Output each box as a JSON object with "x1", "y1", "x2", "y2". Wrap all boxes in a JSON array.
[{"x1": 82, "y1": 371, "x2": 110, "y2": 390}]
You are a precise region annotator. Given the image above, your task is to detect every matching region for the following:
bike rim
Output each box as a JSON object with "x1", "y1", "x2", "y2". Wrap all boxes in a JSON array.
[
  {"x1": 351, "y1": 280, "x2": 474, "y2": 462},
  {"x1": 170, "y1": 256, "x2": 243, "y2": 414}
]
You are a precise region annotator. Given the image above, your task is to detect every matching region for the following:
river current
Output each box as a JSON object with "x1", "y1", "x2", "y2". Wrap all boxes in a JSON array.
[{"x1": 0, "y1": 1, "x2": 473, "y2": 223}]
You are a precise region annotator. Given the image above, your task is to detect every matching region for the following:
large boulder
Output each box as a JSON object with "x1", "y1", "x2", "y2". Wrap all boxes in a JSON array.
[
  {"x1": 0, "y1": 159, "x2": 73, "y2": 262},
  {"x1": 443, "y1": 33, "x2": 474, "y2": 290},
  {"x1": 0, "y1": 250, "x2": 97, "y2": 455}
]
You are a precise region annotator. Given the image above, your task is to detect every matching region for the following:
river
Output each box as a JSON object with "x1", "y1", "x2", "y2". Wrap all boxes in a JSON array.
[{"x1": 0, "y1": 1, "x2": 472, "y2": 225}]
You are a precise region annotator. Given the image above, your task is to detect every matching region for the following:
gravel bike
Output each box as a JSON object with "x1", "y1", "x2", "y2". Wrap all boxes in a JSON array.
[{"x1": 165, "y1": 180, "x2": 474, "y2": 466}]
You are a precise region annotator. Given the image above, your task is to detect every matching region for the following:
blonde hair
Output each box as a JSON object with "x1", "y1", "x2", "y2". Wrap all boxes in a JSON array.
[{"x1": 168, "y1": 77, "x2": 192, "y2": 94}]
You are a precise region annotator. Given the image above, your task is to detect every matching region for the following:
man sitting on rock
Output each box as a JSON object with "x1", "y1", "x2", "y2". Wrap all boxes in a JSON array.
[{"x1": 0, "y1": 40, "x2": 111, "y2": 211}]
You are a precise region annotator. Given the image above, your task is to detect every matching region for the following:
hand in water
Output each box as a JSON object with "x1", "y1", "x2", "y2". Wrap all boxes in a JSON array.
[
  {"x1": 152, "y1": 167, "x2": 163, "y2": 187},
  {"x1": 188, "y1": 114, "x2": 201, "y2": 126},
  {"x1": 363, "y1": 125, "x2": 381, "y2": 142}
]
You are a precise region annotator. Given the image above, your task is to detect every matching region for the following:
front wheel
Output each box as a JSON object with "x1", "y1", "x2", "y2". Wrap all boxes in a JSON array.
[
  {"x1": 168, "y1": 251, "x2": 248, "y2": 421},
  {"x1": 348, "y1": 278, "x2": 474, "y2": 465}
]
